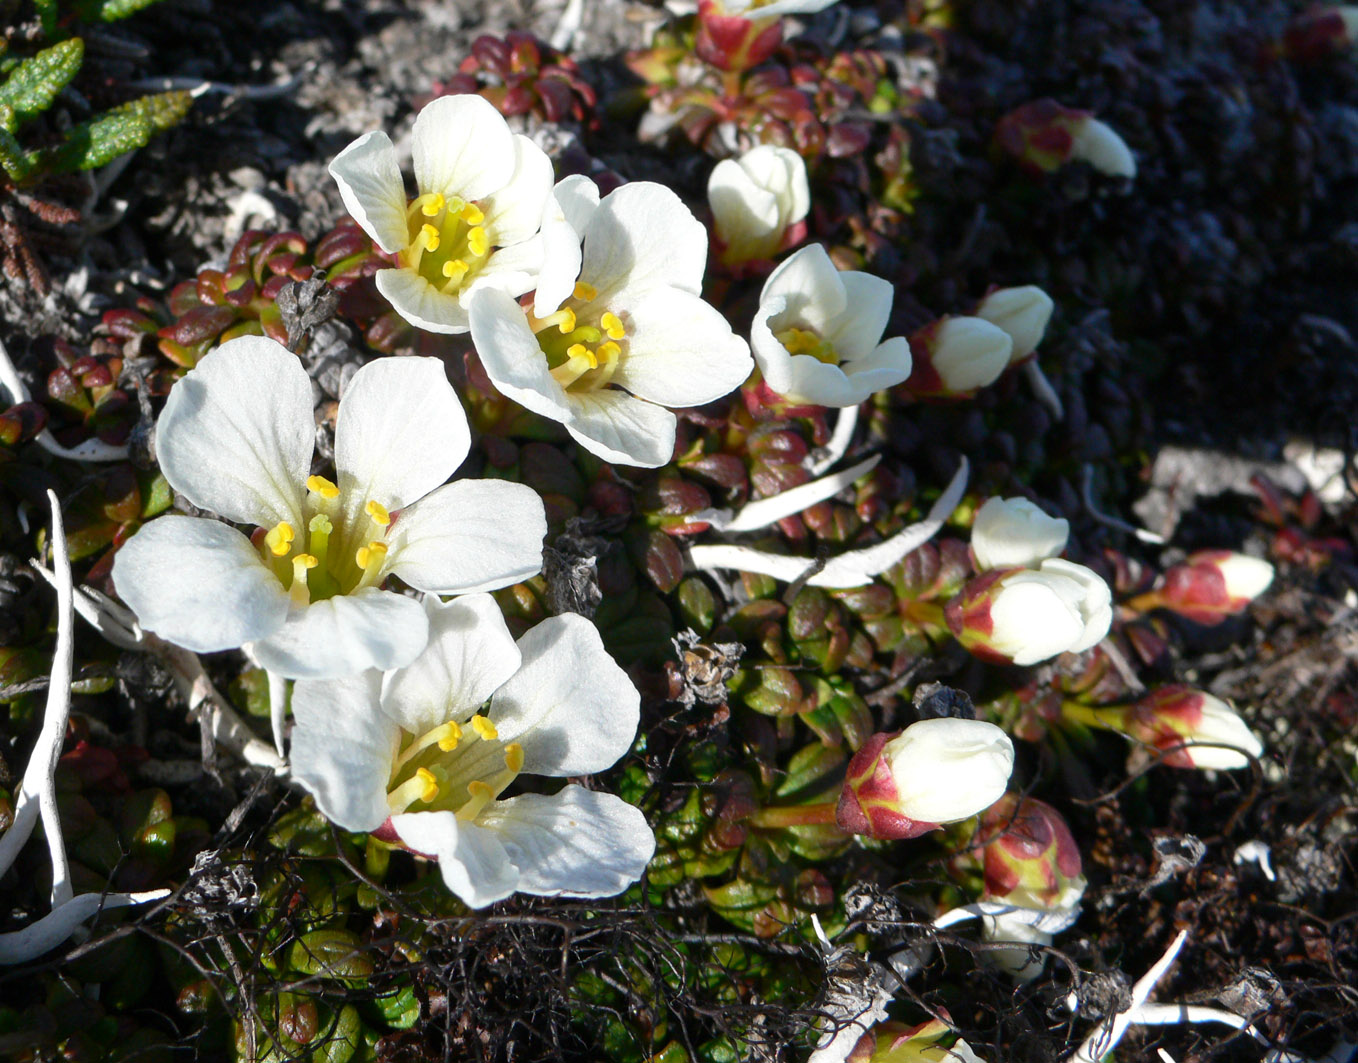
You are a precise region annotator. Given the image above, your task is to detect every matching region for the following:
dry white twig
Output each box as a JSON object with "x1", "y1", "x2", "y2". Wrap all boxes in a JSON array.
[{"x1": 808, "y1": 404, "x2": 861, "y2": 476}]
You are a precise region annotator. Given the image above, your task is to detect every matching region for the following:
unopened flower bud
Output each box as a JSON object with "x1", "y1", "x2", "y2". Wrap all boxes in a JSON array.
[
  {"x1": 1127, "y1": 685, "x2": 1264, "y2": 770},
  {"x1": 972, "y1": 793, "x2": 1085, "y2": 909},
  {"x1": 695, "y1": 0, "x2": 840, "y2": 71},
  {"x1": 946, "y1": 560, "x2": 1112, "y2": 666},
  {"x1": 905, "y1": 316, "x2": 1013, "y2": 398},
  {"x1": 709, "y1": 145, "x2": 810, "y2": 266},
  {"x1": 1155, "y1": 550, "x2": 1274, "y2": 625},
  {"x1": 847, "y1": 1016, "x2": 987, "y2": 1063},
  {"x1": 973, "y1": 285, "x2": 1054, "y2": 363},
  {"x1": 1281, "y1": 6, "x2": 1358, "y2": 62},
  {"x1": 996, "y1": 99, "x2": 1136, "y2": 179},
  {"x1": 971, "y1": 497, "x2": 1069, "y2": 571},
  {"x1": 836, "y1": 719, "x2": 1014, "y2": 840}
]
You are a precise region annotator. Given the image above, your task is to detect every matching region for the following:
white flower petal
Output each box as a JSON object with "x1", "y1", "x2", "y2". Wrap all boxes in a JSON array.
[
  {"x1": 824, "y1": 270, "x2": 894, "y2": 361},
  {"x1": 583, "y1": 182, "x2": 707, "y2": 299},
  {"x1": 533, "y1": 217, "x2": 584, "y2": 317},
  {"x1": 383, "y1": 479, "x2": 546, "y2": 594},
  {"x1": 740, "y1": 0, "x2": 842, "y2": 17},
  {"x1": 552, "y1": 174, "x2": 601, "y2": 235},
  {"x1": 564, "y1": 390, "x2": 677, "y2": 468},
  {"x1": 376, "y1": 268, "x2": 471, "y2": 334},
  {"x1": 884, "y1": 718, "x2": 1015, "y2": 824},
  {"x1": 156, "y1": 336, "x2": 312, "y2": 527},
  {"x1": 463, "y1": 240, "x2": 544, "y2": 305},
  {"x1": 380, "y1": 594, "x2": 522, "y2": 736},
  {"x1": 1038, "y1": 558, "x2": 1112, "y2": 653},
  {"x1": 709, "y1": 158, "x2": 781, "y2": 255},
  {"x1": 334, "y1": 356, "x2": 470, "y2": 535},
  {"x1": 390, "y1": 811, "x2": 520, "y2": 908},
  {"x1": 611, "y1": 288, "x2": 752, "y2": 407},
  {"x1": 761, "y1": 244, "x2": 848, "y2": 334},
  {"x1": 290, "y1": 671, "x2": 396, "y2": 831},
  {"x1": 468, "y1": 287, "x2": 575, "y2": 422},
  {"x1": 328, "y1": 130, "x2": 409, "y2": 255},
  {"x1": 412, "y1": 95, "x2": 516, "y2": 202},
  {"x1": 974, "y1": 286, "x2": 1054, "y2": 362},
  {"x1": 247, "y1": 587, "x2": 429, "y2": 679},
  {"x1": 478, "y1": 134, "x2": 554, "y2": 249},
  {"x1": 971, "y1": 496, "x2": 1069, "y2": 571},
  {"x1": 480, "y1": 787, "x2": 654, "y2": 898},
  {"x1": 490, "y1": 615, "x2": 640, "y2": 776},
  {"x1": 112, "y1": 516, "x2": 289, "y2": 653}
]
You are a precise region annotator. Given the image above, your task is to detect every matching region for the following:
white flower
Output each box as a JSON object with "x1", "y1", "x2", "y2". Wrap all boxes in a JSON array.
[
  {"x1": 289, "y1": 595, "x2": 654, "y2": 908},
  {"x1": 469, "y1": 181, "x2": 752, "y2": 468},
  {"x1": 1070, "y1": 117, "x2": 1136, "y2": 179},
  {"x1": 1214, "y1": 553, "x2": 1276, "y2": 600},
  {"x1": 112, "y1": 336, "x2": 546, "y2": 679},
  {"x1": 708, "y1": 145, "x2": 809, "y2": 265},
  {"x1": 910, "y1": 316, "x2": 1013, "y2": 395},
  {"x1": 880, "y1": 719, "x2": 1015, "y2": 824},
  {"x1": 988, "y1": 559, "x2": 1111, "y2": 665},
  {"x1": 329, "y1": 95, "x2": 554, "y2": 335},
  {"x1": 973, "y1": 286, "x2": 1054, "y2": 363},
  {"x1": 712, "y1": 0, "x2": 842, "y2": 17},
  {"x1": 751, "y1": 243, "x2": 912, "y2": 407},
  {"x1": 971, "y1": 496, "x2": 1069, "y2": 570}
]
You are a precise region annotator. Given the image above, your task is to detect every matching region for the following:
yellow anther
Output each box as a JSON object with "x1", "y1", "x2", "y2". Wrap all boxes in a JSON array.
[
  {"x1": 355, "y1": 540, "x2": 389, "y2": 571},
  {"x1": 566, "y1": 343, "x2": 597, "y2": 368},
  {"x1": 573, "y1": 281, "x2": 597, "y2": 301},
  {"x1": 437, "y1": 721, "x2": 463, "y2": 752},
  {"x1": 421, "y1": 193, "x2": 446, "y2": 217},
  {"x1": 416, "y1": 767, "x2": 440, "y2": 803},
  {"x1": 441, "y1": 258, "x2": 469, "y2": 280},
  {"x1": 467, "y1": 226, "x2": 489, "y2": 257},
  {"x1": 419, "y1": 223, "x2": 440, "y2": 252},
  {"x1": 265, "y1": 522, "x2": 295, "y2": 557},
  {"x1": 456, "y1": 779, "x2": 497, "y2": 820},
  {"x1": 601, "y1": 312, "x2": 625, "y2": 340},
  {"x1": 461, "y1": 203, "x2": 484, "y2": 225},
  {"x1": 365, "y1": 500, "x2": 391, "y2": 527},
  {"x1": 293, "y1": 553, "x2": 318, "y2": 571},
  {"x1": 557, "y1": 306, "x2": 577, "y2": 333},
  {"x1": 470, "y1": 715, "x2": 498, "y2": 741},
  {"x1": 504, "y1": 742, "x2": 524, "y2": 774},
  {"x1": 596, "y1": 341, "x2": 621, "y2": 362},
  {"x1": 306, "y1": 475, "x2": 340, "y2": 499}
]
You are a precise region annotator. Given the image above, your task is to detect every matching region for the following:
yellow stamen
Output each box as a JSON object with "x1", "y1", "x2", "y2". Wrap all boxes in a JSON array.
[
  {"x1": 557, "y1": 307, "x2": 577, "y2": 333},
  {"x1": 461, "y1": 203, "x2": 484, "y2": 225},
  {"x1": 457, "y1": 780, "x2": 496, "y2": 821},
  {"x1": 355, "y1": 540, "x2": 389, "y2": 573},
  {"x1": 365, "y1": 500, "x2": 391, "y2": 527},
  {"x1": 601, "y1": 312, "x2": 625, "y2": 340},
  {"x1": 419, "y1": 223, "x2": 440, "y2": 252},
  {"x1": 470, "y1": 715, "x2": 498, "y2": 741},
  {"x1": 504, "y1": 742, "x2": 524, "y2": 774},
  {"x1": 573, "y1": 281, "x2": 597, "y2": 301},
  {"x1": 265, "y1": 522, "x2": 295, "y2": 557},
  {"x1": 596, "y1": 341, "x2": 621, "y2": 362},
  {"x1": 441, "y1": 258, "x2": 469, "y2": 281},
  {"x1": 467, "y1": 226, "x2": 489, "y2": 257},
  {"x1": 390, "y1": 721, "x2": 464, "y2": 774},
  {"x1": 416, "y1": 767, "x2": 439, "y2": 803},
  {"x1": 306, "y1": 475, "x2": 339, "y2": 500},
  {"x1": 566, "y1": 343, "x2": 597, "y2": 368},
  {"x1": 421, "y1": 193, "x2": 446, "y2": 217},
  {"x1": 438, "y1": 724, "x2": 463, "y2": 752}
]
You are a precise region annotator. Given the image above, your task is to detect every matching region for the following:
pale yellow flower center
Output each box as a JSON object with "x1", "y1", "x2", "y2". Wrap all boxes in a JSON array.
[
  {"x1": 776, "y1": 325, "x2": 839, "y2": 365},
  {"x1": 257, "y1": 476, "x2": 393, "y2": 605},
  {"x1": 399, "y1": 191, "x2": 493, "y2": 296},
  {"x1": 385, "y1": 712, "x2": 524, "y2": 819},
  {"x1": 528, "y1": 281, "x2": 630, "y2": 393}
]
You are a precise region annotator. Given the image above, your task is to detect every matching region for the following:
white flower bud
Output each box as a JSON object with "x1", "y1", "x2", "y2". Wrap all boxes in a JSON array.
[
  {"x1": 1214, "y1": 553, "x2": 1275, "y2": 601},
  {"x1": 971, "y1": 497, "x2": 1069, "y2": 571},
  {"x1": 881, "y1": 718, "x2": 1015, "y2": 825},
  {"x1": 708, "y1": 145, "x2": 810, "y2": 264},
  {"x1": 1070, "y1": 117, "x2": 1136, "y2": 178},
  {"x1": 974, "y1": 285, "x2": 1054, "y2": 362},
  {"x1": 928, "y1": 317, "x2": 1013, "y2": 392},
  {"x1": 987, "y1": 559, "x2": 1111, "y2": 665}
]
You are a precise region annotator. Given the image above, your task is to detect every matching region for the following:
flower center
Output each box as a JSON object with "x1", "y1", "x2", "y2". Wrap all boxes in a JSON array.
[
  {"x1": 776, "y1": 326, "x2": 839, "y2": 365},
  {"x1": 399, "y1": 191, "x2": 493, "y2": 296},
  {"x1": 528, "y1": 281, "x2": 630, "y2": 393},
  {"x1": 254, "y1": 475, "x2": 393, "y2": 605},
  {"x1": 385, "y1": 712, "x2": 525, "y2": 820}
]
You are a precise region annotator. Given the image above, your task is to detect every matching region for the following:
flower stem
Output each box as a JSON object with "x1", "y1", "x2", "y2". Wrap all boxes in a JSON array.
[
  {"x1": 903, "y1": 598, "x2": 947, "y2": 631},
  {"x1": 1060, "y1": 701, "x2": 1130, "y2": 733},
  {"x1": 749, "y1": 801, "x2": 842, "y2": 829}
]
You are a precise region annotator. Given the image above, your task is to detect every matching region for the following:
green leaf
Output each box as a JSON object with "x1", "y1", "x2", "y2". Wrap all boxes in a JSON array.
[
  {"x1": 0, "y1": 38, "x2": 84, "y2": 133},
  {"x1": 39, "y1": 90, "x2": 190, "y2": 175},
  {"x1": 76, "y1": 0, "x2": 165, "y2": 22}
]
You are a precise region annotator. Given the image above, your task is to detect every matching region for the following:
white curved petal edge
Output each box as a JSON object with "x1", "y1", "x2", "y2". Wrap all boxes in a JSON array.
[
  {"x1": 246, "y1": 587, "x2": 429, "y2": 679},
  {"x1": 564, "y1": 390, "x2": 678, "y2": 469},
  {"x1": 376, "y1": 268, "x2": 472, "y2": 334},
  {"x1": 479, "y1": 787, "x2": 655, "y2": 898},
  {"x1": 390, "y1": 811, "x2": 521, "y2": 909},
  {"x1": 328, "y1": 130, "x2": 409, "y2": 254},
  {"x1": 411, "y1": 94, "x2": 517, "y2": 203}
]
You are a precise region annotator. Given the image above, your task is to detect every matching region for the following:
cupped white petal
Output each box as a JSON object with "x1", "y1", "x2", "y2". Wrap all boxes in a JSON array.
[
  {"x1": 156, "y1": 336, "x2": 312, "y2": 527},
  {"x1": 380, "y1": 594, "x2": 522, "y2": 736},
  {"x1": 884, "y1": 718, "x2": 1015, "y2": 824},
  {"x1": 738, "y1": 144, "x2": 810, "y2": 224},
  {"x1": 533, "y1": 218, "x2": 584, "y2": 317},
  {"x1": 708, "y1": 158, "x2": 781, "y2": 255},
  {"x1": 1184, "y1": 695, "x2": 1264, "y2": 769},
  {"x1": 822, "y1": 270, "x2": 894, "y2": 361},
  {"x1": 376, "y1": 268, "x2": 471, "y2": 334},
  {"x1": 290, "y1": 671, "x2": 397, "y2": 831},
  {"x1": 334, "y1": 356, "x2": 470, "y2": 534},
  {"x1": 1038, "y1": 558, "x2": 1112, "y2": 653},
  {"x1": 468, "y1": 287, "x2": 575, "y2": 421},
  {"x1": 610, "y1": 288, "x2": 753, "y2": 407},
  {"x1": 478, "y1": 134, "x2": 554, "y2": 249},
  {"x1": 490, "y1": 614, "x2": 640, "y2": 776},
  {"x1": 760, "y1": 244, "x2": 848, "y2": 335},
  {"x1": 328, "y1": 130, "x2": 409, "y2": 255},
  {"x1": 480, "y1": 787, "x2": 655, "y2": 898},
  {"x1": 930, "y1": 317, "x2": 1013, "y2": 392},
  {"x1": 974, "y1": 286, "x2": 1054, "y2": 362},
  {"x1": 112, "y1": 516, "x2": 289, "y2": 653},
  {"x1": 583, "y1": 182, "x2": 708, "y2": 300},
  {"x1": 564, "y1": 390, "x2": 677, "y2": 468},
  {"x1": 764, "y1": 354, "x2": 872, "y2": 408},
  {"x1": 412, "y1": 95, "x2": 516, "y2": 202},
  {"x1": 1216, "y1": 553, "x2": 1275, "y2": 600},
  {"x1": 390, "y1": 811, "x2": 520, "y2": 908},
  {"x1": 750, "y1": 294, "x2": 797, "y2": 395},
  {"x1": 382, "y1": 479, "x2": 546, "y2": 594},
  {"x1": 971, "y1": 497, "x2": 1069, "y2": 571},
  {"x1": 989, "y1": 574, "x2": 1087, "y2": 666},
  {"x1": 246, "y1": 587, "x2": 429, "y2": 679},
  {"x1": 553, "y1": 174, "x2": 602, "y2": 235}
]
